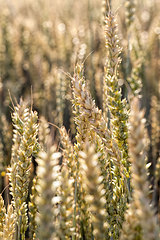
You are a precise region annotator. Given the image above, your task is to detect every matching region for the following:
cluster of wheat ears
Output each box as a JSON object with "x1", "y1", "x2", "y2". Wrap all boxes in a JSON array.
[{"x1": 0, "y1": 0, "x2": 159, "y2": 239}]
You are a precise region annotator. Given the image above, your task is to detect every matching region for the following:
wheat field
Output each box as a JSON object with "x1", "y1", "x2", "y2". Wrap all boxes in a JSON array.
[{"x1": 0, "y1": 0, "x2": 159, "y2": 239}]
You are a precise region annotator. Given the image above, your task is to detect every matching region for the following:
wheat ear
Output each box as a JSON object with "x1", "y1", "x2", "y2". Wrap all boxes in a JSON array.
[
  {"x1": 8, "y1": 102, "x2": 39, "y2": 240},
  {"x1": 125, "y1": 0, "x2": 136, "y2": 29},
  {"x1": 58, "y1": 164, "x2": 74, "y2": 239},
  {"x1": 29, "y1": 177, "x2": 38, "y2": 240},
  {"x1": 0, "y1": 194, "x2": 6, "y2": 237},
  {"x1": 120, "y1": 97, "x2": 159, "y2": 240},
  {"x1": 72, "y1": 63, "x2": 122, "y2": 163},
  {"x1": 79, "y1": 143, "x2": 109, "y2": 239},
  {"x1": 36, "y1": 146, "x2": 61, "y2": 240},
  {"x1": 2, "y1": 204, "x2": 15, "y2": 240}
]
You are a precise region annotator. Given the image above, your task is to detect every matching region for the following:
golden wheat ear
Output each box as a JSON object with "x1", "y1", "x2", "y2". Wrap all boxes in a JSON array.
[
  {"x1": 0, "y1": 194, "x2": 6, "y2": 236},
  {"x1": 35, "y1": 146, "x2": 61, "y2": 240},
  {"x1": 104, "y1": 11, "x2": 122, "y2": 77},
  {"x1": 104, "y1": 10, "x2": 129, "y2": 161},
  {"x1": 59, "y1": 126, "x2": 76, "y2": 177},
  {"x1": 29, "y1": 177, "x2": 38, "y2": 240},
  {"x1": 103, "y1": 13, "x2": 130, "y2": 237},
  {"x1": 58, "y1": 164, "x2": 75, "y2": 239},
  {"x1": 79, "y1": 143, "x2": 109, "y2": 240},
  {"x1": 8, "y1": 101, "x2": 39, "y2": 240},
  {"x1": 125, "y1": 0, "x2": 136, "y2": 29},
  {"x1": 2, "y1": 204, "x2": 15, "y2": 240},
  {"x1": 120, "y1": 97, "x2": 159, "y2": 240},
  {"x1": 72, "y1": 63, "x2": 122, "y2": 161}
]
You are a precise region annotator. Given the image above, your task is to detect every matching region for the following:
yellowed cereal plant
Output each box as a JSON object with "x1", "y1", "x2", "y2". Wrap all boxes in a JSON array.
[{"x1": 0, "y1": 0, "x2": 159, "y2": 240}]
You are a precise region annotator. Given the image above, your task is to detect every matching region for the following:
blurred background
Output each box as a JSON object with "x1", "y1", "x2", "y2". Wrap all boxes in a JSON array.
[{"x1": 0, "y1": 0, "x2": 159, "y2": 210}]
